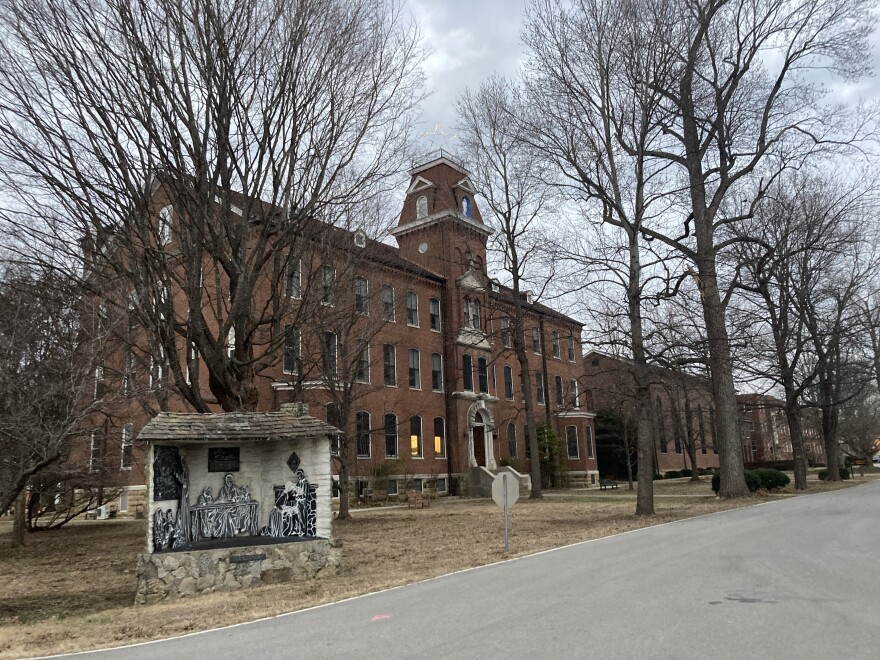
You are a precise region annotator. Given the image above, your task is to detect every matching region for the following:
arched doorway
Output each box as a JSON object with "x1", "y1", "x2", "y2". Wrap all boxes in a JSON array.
[{"x1": 467, "y1": 402, "x2": 496, "y2": 470}]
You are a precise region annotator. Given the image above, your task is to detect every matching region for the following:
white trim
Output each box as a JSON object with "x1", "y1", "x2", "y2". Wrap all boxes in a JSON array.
[
  {"x1": 405, "y1": 175, "x2": 436, "y2": 194},
  {"x1": 389, "y1": 209, "x2": 492, "y2": 239}
]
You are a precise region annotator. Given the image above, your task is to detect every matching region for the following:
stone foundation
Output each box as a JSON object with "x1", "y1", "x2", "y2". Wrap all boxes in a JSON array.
[{"x1": 135, "y1": 538, "x2": 340, "y2": 604}]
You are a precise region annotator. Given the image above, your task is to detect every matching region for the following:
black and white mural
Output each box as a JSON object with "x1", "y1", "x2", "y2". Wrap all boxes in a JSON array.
[{"x1": 151, "y1": 449, "x2": 317, "y2": 552}]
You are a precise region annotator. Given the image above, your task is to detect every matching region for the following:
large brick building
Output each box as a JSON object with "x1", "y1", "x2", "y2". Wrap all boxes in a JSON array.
[{"x1": 81, "y1": 153, "x2": 597, "y2": 512}]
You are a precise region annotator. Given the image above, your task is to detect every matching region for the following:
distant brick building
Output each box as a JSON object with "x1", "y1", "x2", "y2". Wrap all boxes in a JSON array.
[
  {"x1": 584, "y1": 351, "x2": 720, "y2": 476},
  {"x1": 79, "y1": 153, "x2": 598, "y2": 511},
  {"x1": 737, "y1": 393, "x2": 825, "y2": 467}
]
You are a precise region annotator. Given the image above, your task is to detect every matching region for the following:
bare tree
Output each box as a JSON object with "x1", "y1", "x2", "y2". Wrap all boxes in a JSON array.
[
  {"x1": 0, "y1": 0, "x2": 425, "y2": 413},
  {"x1": 455, "y1": 76, "x2": 559, "y2": 499},
  {"x1": 732, "y1": 172, "x2": 872, "y2": 487},
  {"x1": 0, "y1": 266, "x2": 110, "y2": 544},
  {"x1": 521, "y1": 0, "x2": 686, "y2": 512}
]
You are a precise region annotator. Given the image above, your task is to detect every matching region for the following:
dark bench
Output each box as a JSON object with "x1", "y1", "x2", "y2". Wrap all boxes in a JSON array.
[{"x1": 599, "y1": 479, "x2": 619, "y2": 490}]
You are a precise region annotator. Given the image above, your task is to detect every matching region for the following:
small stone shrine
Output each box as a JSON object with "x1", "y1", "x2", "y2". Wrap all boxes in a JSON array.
[{"x1": 134, "y1": 403, "x2": 341, "y2": 603}]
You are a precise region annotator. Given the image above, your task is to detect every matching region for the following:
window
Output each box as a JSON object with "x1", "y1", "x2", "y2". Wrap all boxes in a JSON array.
[
  {"x1": 567, "y1": 336, "x2": 576, "y2": 361},
  {"x1": 462, "y1": 196, "x2": 471, "y2": 216},
  {"x1": 283, "y1": 325, "x2": 300, "y2": 374},
  {"x1": 327, "y1": 403, "x2": 341, "y2": 455},
  {"x1": 434, "y1": 417, "x2": 446, "y2": 457},
  {"x1": 471, "y1": 299, "x2": 481, "y2": 329},
  {"x1": 429, "y1": 298, "x2": 441, "y2": 331},
  {"x1": 185, "y1": 342, "x2": 198, "y2": 385},
  {"x1": 404, "y1": 291, "x2": 418, "y2": 326},
  {"x1": 698, "y1": 406, "x2": 707, "y2": 454},
  {"x1": 586, "y1": 426, "x2": 594, "y2": 458},
  {"x1": 657, "y1": 398, "x2": 667, "y2": 453},
  {"x1": 436, "y1": 477, "x2": 447, "y2": 493},
  {"x1": 552, "y1": 331, "x2": 560, "y2": 358},
  {"x1": 478, "y1": 357, "x2": 488, "y2": 394},
  {"x1": 226, "y1": 326, "x2": 235, "y2": 358},
  {"x1": 321, "y1": 265, "x2": 335, "y2": 305},
  {"x1": 355, "y1": 339, "x2": 370, "y2": 383},
  {"x1": 532, "y1": 328, "x2": 542, "y2": 354},
  {"x1": 354, "y1": 277, "x2": 369, "y2": 315},
  {"x1": 408, "y1": 349, "x2": 421, "y2": 389},
  {"x1": 89, "y1": 429, "x2": 104, "y2": 472},
  {"x1": 149, "y1": 347, "x2": 165, "y2": 389},
  {"x1": 536, "y1": 371, "x2": 545, "y2": 405},
  {"x1": 570, "y1": 379, "x2": 579, "y2": 408},
  {"x1": 501, "y1": 318, "x2": 511, "y2": 348},
  {"x1": 94, "y1": 365, "x2": 105, "y2": 400},
  {"x1": 412, "y1": 477, "x2": 423, "y2": 492},
  {"x1": 121, "y1": 423, "x2": 134, "y2": 469},
  {"x1": 387, "y1": 479, "x2": 399, "y2": 496},
  {"x1": 124, "y1": 351, "x2": 136, "y2": 395},
  {"x1": 356, "y1": 411, "x2": 371, "y2": 458},
  {"x1": 416, "y1": 195, "x2": 428, "y2": 219},
  {"x1": 322, "y1": 331, "x2": 337, "y2": 378},
  {"x1": 566, "y1": 425, "x2": 579, "y2": 459},
  {"x1": 158, "y1": 205, "x2": 172, "y2": 245},
  {"x1": 431, "y1": 353, "x2": 443, "y2": 391},
  {"x1": 382, "y1": 285, "x2": 395, "y2": 321},
  {"x1": 463, "y1": 297, "x2": 471, "y2": 327},
  {"x1": 383, "y1": 344, "x2": 396, "y2": 386},
  {"x1": 504, "y1": 366, "x2": 514, "y2": 400},
  {"x1": 507, "y1": 422, "x2": 517, "y2": 458},
  {"x1": 385, "y1": 413, "x2": 398, "y2": 457},
  {"x1": 674, "y1": 434, "x2": 682, "y2": 453},
  {"x1": 555, "y1": 375, "x2": 564, "y2": 407},
  {"x1": 462, "y1": 354, "x2": 473, "y2": 391},
  {"x1": 410, "y1": 415, "x2": 422, "y2": 457},
  {"x1": 285, "y1": 258, "x2": 301, "y2": 298}
]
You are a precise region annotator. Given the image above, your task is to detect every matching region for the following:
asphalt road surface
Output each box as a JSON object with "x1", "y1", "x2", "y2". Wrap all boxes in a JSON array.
[{"x1": 58, "y1": 481, "x2": 880, "y2": 660}]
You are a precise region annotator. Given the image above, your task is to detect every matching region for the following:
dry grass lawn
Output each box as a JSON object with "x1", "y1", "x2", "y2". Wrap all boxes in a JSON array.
[{"x1": 1, "y1": 473, "x2": 876, "y2": 659}]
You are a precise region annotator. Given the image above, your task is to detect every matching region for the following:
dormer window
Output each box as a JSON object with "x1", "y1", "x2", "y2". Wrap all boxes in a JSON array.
[
  {"x1": 462, "y1": 196, "x2": 471, "y2": 217},
  {"x1": 416, "y1": 195, "x2": 428, "y2": 219},
  {"x1": 354, "y1": 230, "x2": 366, "y2": 248}
]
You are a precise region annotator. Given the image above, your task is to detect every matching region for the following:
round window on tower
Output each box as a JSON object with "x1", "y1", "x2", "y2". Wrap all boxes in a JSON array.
[{"x1": 418, "y1": 242, "x2": 428, "y2": 254}]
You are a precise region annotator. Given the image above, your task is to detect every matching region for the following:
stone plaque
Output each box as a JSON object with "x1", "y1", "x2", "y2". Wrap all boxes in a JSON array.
[
  {"x1": 153, "y1": 446, "x2": 182, "y2": 501},
  {"x1": 208, "y1": 447, "x2": 240, "y2": 472}
]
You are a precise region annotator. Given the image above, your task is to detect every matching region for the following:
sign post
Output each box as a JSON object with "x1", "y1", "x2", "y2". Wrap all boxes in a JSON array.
[{"x1": 492, "y1": 472, "x2": 520, "y2": 553}]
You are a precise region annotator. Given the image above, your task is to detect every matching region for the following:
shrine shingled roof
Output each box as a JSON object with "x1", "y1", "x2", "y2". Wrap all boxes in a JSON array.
[{"x1": 137, "y1": 404, "x2": 340, "y2": 443}]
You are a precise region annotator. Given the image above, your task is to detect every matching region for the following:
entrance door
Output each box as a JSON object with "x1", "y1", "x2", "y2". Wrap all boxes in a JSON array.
[{"x1": 473, "y1": 426, "x2": 486, "y2": 466}]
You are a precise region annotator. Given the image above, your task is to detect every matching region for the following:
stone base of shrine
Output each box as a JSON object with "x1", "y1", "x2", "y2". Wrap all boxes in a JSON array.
[{"x1": 134, "y1": 538, "x2": 340, "y2": 604}]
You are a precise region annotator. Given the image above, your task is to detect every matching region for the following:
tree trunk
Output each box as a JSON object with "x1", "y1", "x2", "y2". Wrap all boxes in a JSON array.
[
  {"x1": 627, "y1": 228, "x2": 654, "y2": 515},
  {"x1": 12, "y1": 490, "x2": 26, "y2": 547},
  {"x1": 697, "y1": 258, "x2": 749, "y2": 497},
  {"x1": 784, "y1": 402, "x2": 809, "y2": 490}
]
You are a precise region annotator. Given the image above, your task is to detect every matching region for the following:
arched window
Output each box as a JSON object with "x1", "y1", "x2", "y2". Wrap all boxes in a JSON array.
[
  {"x1": 410, "y1": 416, "x2": 423, "y2": 457},
  {"x1": 471, "y1": 299, "x2": 481, "y2": 329},
  {"x1": 477, "y1": 357, "x2": 488, "y2": 393},
  {"x1": 384, "y1": 413, "x2": 398, "y2": 457},
  {"x1": 462, "y1": 196, "x2": 471, "y2": 217},
  {"x1": 416, "y1": 195, "x2": 428, "y2": 219},
  {"x1": 354, "y1": 277, "x2": 369, "y2": 315},
  {"x1": 356, "y1": 411, "x2": 371, "y2": 457},
  {"x1": 434, "y1": 417, "x2": 446, "y2": 457},
  {"x1": 507, "y1": 422, "x2": 517, "y2": 457},
  {"x1": 463, "y1": 296, "x2": 471, "y2": 326}
]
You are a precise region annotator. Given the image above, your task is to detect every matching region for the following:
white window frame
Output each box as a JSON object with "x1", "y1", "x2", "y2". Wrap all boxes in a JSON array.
[
  {"x1": 354, "y1": 277, "x2": 369, "y2": 315},
  {"x1": 408, "y1": 348, "x2": 421, "y2": 389},
  {"x1": 283, "y1": 325, "x2": 300, "y2": 375},
  {"x1": 285, "y1": 258, "x2": 302, "y2": 299},
  {"x1": 383, "y1": 344, "x2": 397, "y2": 386},
  {"x1": 356, "y1": 411, "x2": 372, "y2": 458},
  {"x1": 566, "y1": 425, "x2": 579, "y2": 459},
  {"x1": 355, "y1": 340, "x2": 370, "y2": 384},
  {"x1": 431, "y1": 353, "x2": 443, "y2": 391},
  {"x1": 406, "y1": 290, "x2": 419, "y2": 327},
  {"x1": 382, "y1": 285, "x2": 395, "y2": 322},
  {"x1": 429, "y1": 297, "x2": 441, "y2": 332},
  {"x1": 121, "y1": 423, "x2": 134, "y2": 470},
  {"x1": 89, "y1": 429, "x2": 103, "y2": 473}
]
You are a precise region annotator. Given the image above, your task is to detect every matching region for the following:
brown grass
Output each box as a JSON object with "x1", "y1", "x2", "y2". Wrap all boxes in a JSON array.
[{"x1": 1, "y1": 473, "x2": 876, "y2": 659}]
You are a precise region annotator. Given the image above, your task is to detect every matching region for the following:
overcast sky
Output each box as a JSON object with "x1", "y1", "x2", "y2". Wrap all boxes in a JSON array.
[
  {"x1": 409, "y1": 0, "x2": 880, "y2": 157},
  {"x1": 409, "y1": 0, "x2": 528, "y2": 153}
]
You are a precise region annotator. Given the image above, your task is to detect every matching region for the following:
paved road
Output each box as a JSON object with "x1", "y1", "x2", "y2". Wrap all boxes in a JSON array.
[{"x1": 62, "y1": 482, "x2": 880, "y2": 659}]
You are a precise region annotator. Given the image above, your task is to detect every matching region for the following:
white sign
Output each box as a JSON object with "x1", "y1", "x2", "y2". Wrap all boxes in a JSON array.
[{"x1": 492, "y1": 473, "x2": 520, "y2": 509}]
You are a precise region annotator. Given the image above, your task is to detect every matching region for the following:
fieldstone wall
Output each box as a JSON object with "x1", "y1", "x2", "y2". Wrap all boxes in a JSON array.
[{"x1": 135, "y1": 539, "x2": 340, "y2": 604}]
